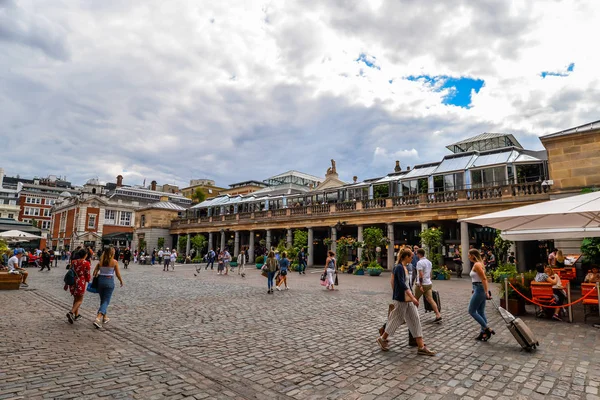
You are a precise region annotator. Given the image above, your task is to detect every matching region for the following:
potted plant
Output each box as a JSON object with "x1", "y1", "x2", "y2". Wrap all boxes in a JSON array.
[
  {"x1": 492, "y1": 263, "x2": 519, "y2": 284},
  {"x1": 255, "y1": 255, "x2": 264, "y2": 269},
  {"x1": 323, "y1": 238, "x2": 333, "y2": 248},
  {"x1": 367, "y1": 261, "x2": 384, "y2": 276},
  {"x1": 499, "y1": 281, "x2": 528, "y2": 316},
  {"x1": 432, "y1": 265, "x2": 451, "y2": 280},
  {"x1": 354, "y1": 262, "x2": 366, "y2": 275}
]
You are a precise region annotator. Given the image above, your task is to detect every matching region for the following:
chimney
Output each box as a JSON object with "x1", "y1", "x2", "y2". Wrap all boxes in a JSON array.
[
  {"x1": 406, "y1": 166, "x2": 411, "y2": 171},
  {"x1": 116, "y1": 175, "x2": 123, "y2": 187},
  {"x1": 151, "y1": 180, "x2": 157, "y2": 191},
  {"x1": 353, "y1": 176, "x2": 358, "y2": 183},
  {"x1": 394, "y1": 160, "x2": 401, "y2": 172}
]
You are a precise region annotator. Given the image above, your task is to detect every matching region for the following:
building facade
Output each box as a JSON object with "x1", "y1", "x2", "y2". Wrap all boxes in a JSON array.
[
  {"x1": 0, "y1": 168, "x2": 21, "y2": 221},
  {"x1": 169, "y1": 129, "x2": 588, "y2": 271},
  {"x1": 181, "y1": 179, "x2": 226, "y2": 200},
  {"x1": 133, "y1": 201, "x2": 186, "y2": 253},
  {"x1": 219, "y1": 180, "x2": 269, "y2": 196}
]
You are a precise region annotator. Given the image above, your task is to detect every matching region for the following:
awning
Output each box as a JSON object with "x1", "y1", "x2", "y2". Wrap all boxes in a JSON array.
[
  {"x1": 461, "y1": 191, "x2": 600, "y2": 241},
  {"x1": 102, "y1": 232, "x2": 133, "y2": 241}
]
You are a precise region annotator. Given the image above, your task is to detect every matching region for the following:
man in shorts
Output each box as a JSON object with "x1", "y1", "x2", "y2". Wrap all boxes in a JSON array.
[
  {"x1": 414, "y1": 248, "x2": 442, "y2": 323},
  {"x1": 8, "y1": 249, "x2": 29, "y2": 287}
]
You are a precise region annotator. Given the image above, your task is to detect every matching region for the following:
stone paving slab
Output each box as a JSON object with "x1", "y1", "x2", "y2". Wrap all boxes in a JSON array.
[{"x1": 1, "y1": 261, "x2": 599, "y2": 399}]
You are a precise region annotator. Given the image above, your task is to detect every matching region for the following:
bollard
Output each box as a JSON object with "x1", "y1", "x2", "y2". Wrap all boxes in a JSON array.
[
  {"x1": 504, "y1": 278, "x2": 509, "y2": 308},
  {"x1": 567, "y1": 281, "x2": 573, "y2": 323}
]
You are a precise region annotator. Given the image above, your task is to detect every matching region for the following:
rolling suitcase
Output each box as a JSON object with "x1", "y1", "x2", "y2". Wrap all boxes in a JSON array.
[
  {"x1": 424, "y1": 290, "x2": 441, "y2": 312},
  {"x1": 490, "y1": 298, "x2": 539, "y2": 351}
]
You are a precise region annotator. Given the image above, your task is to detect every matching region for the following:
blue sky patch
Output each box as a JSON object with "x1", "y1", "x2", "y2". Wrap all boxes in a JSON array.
[
  {"x1": 355, "y1": 54, "x2": 380, "y2": 70},
  {"x1": 406, "y1": 75, "x2": 485, "y2": 108},
  {"x1": 541, "y1": 62, "x2": 574, "y2": 78}
]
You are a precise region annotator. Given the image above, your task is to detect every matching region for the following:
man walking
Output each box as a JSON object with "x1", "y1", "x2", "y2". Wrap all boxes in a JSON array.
[
  {"x1": 123, "y1": 247, "x2": 132, "y2": 269},
  {"x1": 205, "y1": 248, "x2": 215, "y2": 270},
  {"x1": 414, "y1": 249, "x2": 442, "y2": 323},
  {"x1": 409, "y1": 245, "x2": 419, "y2": 286},
  {"x1": 298, "y1": 247, "x2": 307, "y2": 274},
  {"x1": 237, "y1": 249, "x2": 246, "y2": 277},
  {"x1": 170, "y1": 249, "x2": 177, "y2": 270},
  {"x1": 40, "y1": 248, "x2": 51, "y2": 271},
  {"x1": 163, "y1": 248, "x2": 171, "y2": 271}
]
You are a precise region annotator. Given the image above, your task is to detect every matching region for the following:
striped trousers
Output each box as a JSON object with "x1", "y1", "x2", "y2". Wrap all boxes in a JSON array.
[{"x1": 385, "y1": 300, "x2": 423, "y2": 338}]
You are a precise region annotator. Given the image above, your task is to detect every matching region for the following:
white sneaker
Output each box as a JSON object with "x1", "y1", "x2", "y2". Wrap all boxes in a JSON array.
[
  {"x1": 285, "y1": 287, "x2": 289, "y2": 290},
  {"x1": 276, "y1": 286, "x2": 281, "y2": 291}
]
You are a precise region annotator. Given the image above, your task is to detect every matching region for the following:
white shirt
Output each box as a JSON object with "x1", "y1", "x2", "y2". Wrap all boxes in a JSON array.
[
  {"x1": 416, "y1": 257, "x2": 433, "y2": 286},
  {"x1": 158, "y1": 250, "x2": 164, "y2": 257},
  {"x1": 7, "y1": 256, "x2": 19, "y2": 272},
  {"x1": 170, "y1": 251, "x2": 177, "y2": 261}
]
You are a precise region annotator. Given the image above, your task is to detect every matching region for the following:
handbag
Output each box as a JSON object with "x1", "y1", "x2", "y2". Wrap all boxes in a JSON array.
[
  {"x1": 334, "y1": 273, "x2": 339, "y2": 286},
  {"x1": 320, "y1": 272, "x2": 326, "y2": 281},
  {"x1": 320, "y1": 279, "x2": 329, "y2": 286},
  {"x1": 86, "y1": 282, "x2": 98, "y2": 294},
  {"x1": 90, "y1": 276, "x2": 99, "y2": 289},
  {"x1": 261, "y1": 269, "x2": 268, "y2": 278}
]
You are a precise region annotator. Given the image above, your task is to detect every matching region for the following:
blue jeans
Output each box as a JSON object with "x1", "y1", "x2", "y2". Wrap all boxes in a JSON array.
[
  {"x1": 267, "y1": 271, "x2": 275, "y2": 290},
  {"x1": 299, "y1": 261, "x2": 306, "y2": 273},
  {"x1": 97, "y1": 276, "x2": 115, "y2": 316},
  {"x1": 469, "y1": 283, "x2": 488, "y2": 331}
]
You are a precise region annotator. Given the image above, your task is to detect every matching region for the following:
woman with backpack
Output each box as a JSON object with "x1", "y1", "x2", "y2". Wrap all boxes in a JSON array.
[
  {"x1": 92, "y1": 247, "x2": 124, "y2": 329},
  {"x1": 276, "y1": 251, "x2": 290, "y2": 290},
  {"x1": 65, "y1": 249, "x2": 91, "y2": 324}
]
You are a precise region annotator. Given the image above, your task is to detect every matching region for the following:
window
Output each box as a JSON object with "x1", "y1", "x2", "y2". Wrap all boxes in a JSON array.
[
  {"x1": 26, "y1": 197, "x2": 41, "y2": 204},
  {"x1": 7, "y1": 213, "x2": 14, "y2": 219},
  {"x1": 119, "y1": 211, "x2": 132, "y2": 226},
  {"x1": 105, "y1": 210, "x2": 116, "y2": 224},
  {"x1": 47, "y1": 199, "x2": 56, "y2": 206},
  {"x1": 140, "y1": 215, "x2": 146, "y2": 227},
  {"x1": 24, "y1": 207, "x2": 40, "y2": 216},
  {"x1": 8, "y1": 200, "x2": 16, "y2": 205},
  {"x1": 41, "y1": 221, "x2": 51, "y2": 230},
  {"x1": 471, "y1": 166, "x2": 507, "y2": 188},
  {"x1": 43, "y1": 208, "x2": 51, "y2": 217},
  {"x1": 88, "y1": 214, "x2": 97, "y2": 228},
  {"x1": 60, "y1": 213, "x2": 67, "y2": 231}
]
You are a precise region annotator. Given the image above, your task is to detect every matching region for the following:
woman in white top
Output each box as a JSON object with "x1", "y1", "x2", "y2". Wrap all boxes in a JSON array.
[
  {"x1": 237, "y1": 250, "x2": 246, "y2": 277},
  {"x1": 92, "y1": 247, "x2": 124, "y2": 329},
  {"x1": 468, "y1": 249, "x2": 494, "y2": 341}
]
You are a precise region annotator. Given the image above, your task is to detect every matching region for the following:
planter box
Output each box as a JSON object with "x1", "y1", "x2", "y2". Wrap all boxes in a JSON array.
[
  {"x1": 354, "y1": 269, "x2": 365, "y2": 275},
  {"x1": 500, "y1": 298, "x2": 526, "y2": 316},
  {"x1": 367, "y1": 269, "x2": 382, "y2": 276},
  {"x1": 256, "y1": 263, "x2": 263, "y2": 269}
]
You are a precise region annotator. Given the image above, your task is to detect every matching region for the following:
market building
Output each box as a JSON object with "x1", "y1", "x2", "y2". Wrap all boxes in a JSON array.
[{"x1": 169, "y1": 129, "x2": 568, "y2": 270}]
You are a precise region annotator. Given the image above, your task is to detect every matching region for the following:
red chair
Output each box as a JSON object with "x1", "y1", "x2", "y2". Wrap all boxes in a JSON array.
[
  {"x1": 581, "y1": 283, "x2": 599, "y2": 323},
  {"x1": 531, "y1": 282, "x2": 557, "y2": 318}
]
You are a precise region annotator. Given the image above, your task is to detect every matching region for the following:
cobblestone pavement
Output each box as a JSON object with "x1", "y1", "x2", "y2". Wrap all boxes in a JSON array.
[{"x1": 2, "y1": 261, "x2": 600, "y2": 399}]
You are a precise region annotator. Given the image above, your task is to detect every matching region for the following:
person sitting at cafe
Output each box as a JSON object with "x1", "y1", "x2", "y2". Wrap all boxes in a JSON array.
[
  {"x1": 555, "y1": 250, "x2": 566, "y2": 268},
  {"x1": 585, "y1": 266, "x2": 600, "y2": 283},
  {"x1": 536, "y1": 266, "x2": 566, "y2": 321}
]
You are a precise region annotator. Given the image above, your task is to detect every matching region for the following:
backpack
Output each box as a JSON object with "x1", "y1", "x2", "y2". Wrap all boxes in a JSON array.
[{"x1": 64, "y1": 266, "x2": 78, "y2": 286}]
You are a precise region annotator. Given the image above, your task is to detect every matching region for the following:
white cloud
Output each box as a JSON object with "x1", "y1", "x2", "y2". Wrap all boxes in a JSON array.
[{"x1": 1, "y1": 0, "x2": 599, "y2": 188}]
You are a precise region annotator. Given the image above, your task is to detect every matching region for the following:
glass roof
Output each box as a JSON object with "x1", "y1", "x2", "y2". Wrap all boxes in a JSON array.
[
  {"x1": 470, "y1": 150, "x2": 518, "y2": 168},
  {"x1": 402, "y1": 165, "x2": 439, "y2": 179},
  {"x1": 433, "y1": 154, "x2": 475, "y2": 174}
]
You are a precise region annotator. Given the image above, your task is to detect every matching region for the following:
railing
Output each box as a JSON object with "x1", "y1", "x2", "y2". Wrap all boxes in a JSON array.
[
  {"x1": 427, "y1": 191, "x2": 459, "y2": 203},
  {"x1": 512, "y1": 182, "x2": 548, "y2": 196},
  {"x1": 335, "y1": 202, "x2": 356, "y2": 212},
  {"x1": 311, "y1": 204, "x2": 330, "y2": 214},
  {"x1": 272, "y1": 209, "x2": 287, "y2": 217},
  {"x1": 392, "y1": 195, "x2": 420, "y2": 206},
  {"x1": 255, "y1": 211, "x2": 268, "y2": 219},
  {"x1": 172, "y1": 183, "x2": 551, "y2": 229},
  {"x1": 290, "y1": 206, "x2": 308, "y2": 215},
  {"x1": 468, "y1": 186, "x2": 503, "y2": 200},
  {"x1": 363, "y1": 198, "x2": 386, "y2": 209}
]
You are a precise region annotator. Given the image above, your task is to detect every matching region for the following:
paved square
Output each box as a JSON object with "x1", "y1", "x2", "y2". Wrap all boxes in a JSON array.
[{"x1": 1, "y1": 262, "x2": 600, "y2": 399}]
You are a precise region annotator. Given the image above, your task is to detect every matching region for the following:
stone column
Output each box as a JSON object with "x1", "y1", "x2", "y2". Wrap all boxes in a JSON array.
[
  {"x1": 387, "y1": 223, "x2": 395, "y2": 269},
  {"x1": 208, "y1": 232, "x2": 213, "y2": 251},
  {"x1": 307, "y1": 228, "x2": 314, "y2": 267},
  {"x1": 460, "y1": 221, "x2": 470, "y2": 275},
  {"x1": 248, "y1": 231, "x2": 255, "y2": 264},
  {"x1": 234, "y1": 231, "x2": 240, "y2": 257},
  {"x1": 266, "y1": 229, "x2": 272, "y2": 251},
  {"x1": 186, "y1": 234, "x2": 191, "y2": 257},
  {"x1": 287, "y1": 229, "x2": 293, "y2": 248},
  {"x1": 220, "y1": 230, "x2": 225, "y2": 251},
  {"x1": 331, "y1": 227, "x2": 337, "y2": 254},
  {"x1": 357, "y1": 225, "x2": 364, "y2": 262}
]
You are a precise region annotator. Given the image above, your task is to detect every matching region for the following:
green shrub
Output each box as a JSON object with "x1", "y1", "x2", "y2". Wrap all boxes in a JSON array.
[
  {"x1": 255, "y1": 255, "x2": 265, "y2": 264},
  {"x1": 492, "y1": 263, "x2": 518, "y2": 283},
  {"x1": 367, "y1": 261, "x2": 383, "y2": 270}
]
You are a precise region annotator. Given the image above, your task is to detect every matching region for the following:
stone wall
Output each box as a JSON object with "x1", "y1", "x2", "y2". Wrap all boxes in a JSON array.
[
  {"x1": 135, "y1": 228, "x2": 172, "y2": 252},
  {"x1": 542, "y1": 129, "x2": 600, "y2": 192}
]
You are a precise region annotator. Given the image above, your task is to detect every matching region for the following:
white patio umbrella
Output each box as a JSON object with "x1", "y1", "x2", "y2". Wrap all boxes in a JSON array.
[
  {"x1": 461, "y1": 191, "x2": 600, "y2": 241},
  {"x1": 0, "y1": 230, "x2": 43, "y2": 241}
]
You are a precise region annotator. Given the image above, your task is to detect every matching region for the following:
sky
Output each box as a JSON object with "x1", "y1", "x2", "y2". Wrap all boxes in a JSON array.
[{"x1": 1, "y1": 0, "x2": 599, "y2": 189}]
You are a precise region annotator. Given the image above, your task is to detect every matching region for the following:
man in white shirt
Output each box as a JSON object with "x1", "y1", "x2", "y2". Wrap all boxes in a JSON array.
[
  {"x1": 8, "y1": 250, "x2": 29, "y2": 287},
  {"x1": 170, "y1": 249, "x2": 177, "y2": 270},
  {"x1": 414, "y1": 248, "x2": 441, "y2": 322}
]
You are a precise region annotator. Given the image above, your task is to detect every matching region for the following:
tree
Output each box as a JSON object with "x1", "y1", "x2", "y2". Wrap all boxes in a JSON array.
[
  {"x1": 178, "y1": 236, "x2": 188, "y2": 253},
  {"x1": 494, "y1": 230, "x2": 513, "y2": 264},
  {"x1": 191, "y1": 188, "x2": 206, "y2": 204},
  {"x1": 581, "y1": 238, "x2": 600, "y2": 265},
  {"x1": 420, "y1": 228, "x2": 444, "y2": 267},
  {"x1": 362, "y1": 227, "x2": 388, "y2": 264},
  {"x1": 373, "y1": 185, "x2": 389, "y2": 199},
  {"x1": 191, "y1": 234, "x2": 207, "y2": 254},
  {"x1": 31, "y1": 218, "x2": 39, "y2": 228},
  {"x1": 138, "y1": 238, "x2": 146, "y2": 252},
  {"x1": 157, "y1": 237, "x2": 165, "y2": 249}
]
